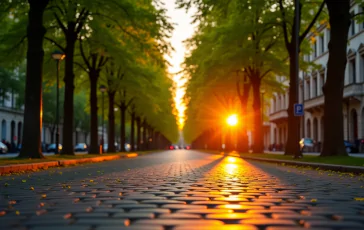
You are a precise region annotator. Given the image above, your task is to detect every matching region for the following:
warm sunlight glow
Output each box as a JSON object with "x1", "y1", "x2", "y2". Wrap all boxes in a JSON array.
[
  {"x1": 225, "y1": 163, "x2": 238, "y2": 175},
  {"x1": 172, "y1": 74, "x2": 188, "y2": 130},
  {"x1": 227, "y1": 156, "x2": 237, "y2": 163},
  {"x1": 226, "y1": 114, "x2": 238, "y2": 126},
  {"x1": 163, "y1": 1, "x2": 196, "y2": 130}
]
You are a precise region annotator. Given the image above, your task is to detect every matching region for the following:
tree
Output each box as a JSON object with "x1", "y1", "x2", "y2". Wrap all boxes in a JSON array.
[
  {"x1": 320, "y1": 0, "x2": 350, "y2": 156},
  {"x1": 179, "y1": 0, "x2": 286, "y2": 152},
  {"x1": 18, "y1": 0, "x2": 50, "y2": 158},
  {"x1": 277, "y1": 0, "x2": 325, "y2": 157}
]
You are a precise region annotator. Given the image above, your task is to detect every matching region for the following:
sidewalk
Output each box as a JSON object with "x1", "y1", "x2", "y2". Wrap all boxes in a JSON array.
[
  {"x1": 264, "y1": 150, "x2": 364, "y2": 158},
  {"x1": 0, "y1": 153, "x2": 138, "y2": 175}
]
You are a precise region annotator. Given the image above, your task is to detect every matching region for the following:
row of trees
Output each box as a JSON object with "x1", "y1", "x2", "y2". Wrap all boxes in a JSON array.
[
  {"x1": 179, "y1": 0, "x2": 363, "y2": 156},
  {"x1": 0, "y1": 0, "x2": 178, "y2": 158}
]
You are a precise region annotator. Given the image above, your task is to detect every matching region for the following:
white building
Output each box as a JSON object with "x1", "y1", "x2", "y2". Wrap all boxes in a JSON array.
[
  {"x1": 267, "y1": 2, "x2": 364, "y2": 151},
  {"x1": 0, "y1": 89, "x2": 91, "y2": 152}
]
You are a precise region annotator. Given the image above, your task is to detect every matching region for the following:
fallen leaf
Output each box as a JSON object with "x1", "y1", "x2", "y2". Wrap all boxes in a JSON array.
[
  {"x1": 41, "y1": 194, "x2": 47, "y2": 198},
  {"x1": 21, "y1": 180, "x2": 26, "y2": 183},
  {"x1": 63, "y1": 213, "x2": 72, "y2": 219},
  {"x1": 0, "y1": 211, "x2": 6, "y2": 216},
  {"x1": 354, "y1": 197, "x2": 364, "y2": 201},
  {"x1": 36, "y1": 209, "x2": 47, "y2": 216},
  {"x1": 30, "y1": 187, "x2": 34, "y2": 190},
  {"x1": 311, "y1": 199, "x2": 317, "y2": 202},
  {"x1": 15, "y1": 210, "x2": 20, "y2": 215}
]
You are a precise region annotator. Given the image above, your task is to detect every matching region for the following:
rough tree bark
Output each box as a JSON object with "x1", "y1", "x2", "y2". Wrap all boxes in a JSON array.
[
  {"x1": 236, "y1": 75, "x2": 251, "y2": 153},
  {"x1": 107, "y1": 91, "x2": 116, "y2": 153},
  {"x1": 321, "y1": 0, "x2": 350, "y2": 156},
  {"x1": 136, "y1": 117, "x2": 141, "y2": 150},
  {"x1": 120, "y1": 103, "x2": 126, "y2": 152},
  {"x1": 130, "y1": 107, "x2": 136, "y2": 151},
  {"x1": 88, "y1": 70, "x2": 100, "y2": 154},
  {"x1": 251, "y1": 76, "x2": 264, "y2": 153},
  {"x1": 19, "y1": 0, "x2": 50, "y2": 158}
]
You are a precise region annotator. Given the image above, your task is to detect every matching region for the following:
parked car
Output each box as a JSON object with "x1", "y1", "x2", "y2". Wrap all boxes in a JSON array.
[
  {"x1": 75, "y1": 143, "x2": 88, "y2": 152},
  {"x1": 344, "y1": 140, "x2": 358, "y2": 153},
  {"x1": 299, "y1": 138, "x2": 314, "y2": 152},
  {"x1": 0, "y1": 142, "x2": 8, "y2": 154},
  {"x1": 47, "y1": 143, "x2": 62, "y2": 153}
]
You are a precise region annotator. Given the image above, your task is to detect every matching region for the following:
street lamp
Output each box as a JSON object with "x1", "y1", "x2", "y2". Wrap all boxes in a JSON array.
[
  {"x1": 99, "y1": 85, "x2": 107, "y2": 153},
  {"x1": 260, "y1": 87, "x2": 266, "y2": 150},
  {"x1": 51, "y1": 50, "x2": 65, "y2": 154}
]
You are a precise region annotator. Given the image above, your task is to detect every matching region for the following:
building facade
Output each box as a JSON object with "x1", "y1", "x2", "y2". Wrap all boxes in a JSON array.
[
  {"x1": 0, "y1": 90, "x2": 92, "y2": 152},
  {"x1": 267, "y1": 2, "x2": 364, "y2": 151}
]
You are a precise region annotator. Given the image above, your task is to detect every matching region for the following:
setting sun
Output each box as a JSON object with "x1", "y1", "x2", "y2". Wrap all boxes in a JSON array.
[{"x1": 226, "y1": 114, "x2": 238, "y2": 126}]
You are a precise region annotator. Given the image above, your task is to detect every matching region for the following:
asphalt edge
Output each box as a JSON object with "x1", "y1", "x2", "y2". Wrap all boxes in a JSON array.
[
  {"x1": 0, "y1": 153, "x2": 138, "y2": 175},
  {"x1": 240, "y1": 156, "x2": 364, "y2": 174}
]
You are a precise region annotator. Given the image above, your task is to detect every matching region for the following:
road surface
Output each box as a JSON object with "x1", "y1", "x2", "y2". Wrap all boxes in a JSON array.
[{"x1": 1, "y1": 150, "x2": 364, "y2": 229}]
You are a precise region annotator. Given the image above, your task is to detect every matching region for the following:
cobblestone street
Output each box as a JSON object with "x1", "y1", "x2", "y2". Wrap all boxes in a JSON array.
[{"x1": 1, "y1": 150, "x2": 364, "y2": 230}]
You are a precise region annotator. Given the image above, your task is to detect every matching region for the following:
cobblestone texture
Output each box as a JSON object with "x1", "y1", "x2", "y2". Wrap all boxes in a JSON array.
[{"x1": 1, "y1": 150, "x2": 364, "y2": 229}]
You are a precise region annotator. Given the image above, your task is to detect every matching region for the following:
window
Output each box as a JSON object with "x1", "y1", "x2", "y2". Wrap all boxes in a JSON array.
[
  {"x1": 350, "y1": 11, "x2": 355, "y2": 36},
  {"x1": 306, "y1": 80, "x2": 311, "y2": 99},
  {"x1": 361, "y1": 54, "x2": 364, "y2": 82},
  {"x1": 313, "y1": 41, "x2": 317, "y2": 58},
  {"x1": 312, "y1": 77, "x2": 317, "y2": 97},
  {"x1": 319, "y1": 72, "x2": 325, "y2": 95},
  {"x1": 320, "y1": 36, "x2": 324, "y2": 54},
  {"x1": 349, "y1": 58, "x2": 356, "y2": 83},
  {"x1": 362, "y1": 8, "x2": 364, "y2": 29}
]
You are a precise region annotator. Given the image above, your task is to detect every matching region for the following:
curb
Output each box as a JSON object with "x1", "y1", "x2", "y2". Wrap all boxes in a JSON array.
[
  {"x1": 0, "y1": 153, "x2": 139, "y2": 175},
  {"x1": 240, "y1": 156, "x2": 364, "y2": 174}
]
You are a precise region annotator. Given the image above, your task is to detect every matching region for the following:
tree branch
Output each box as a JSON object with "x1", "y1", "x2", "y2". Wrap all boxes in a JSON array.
[
  {"x1": 300, "y1": 1, "x2": 325, "y2": 43},
  {"x1": 53, "y1": 12, "x2": 67, "y2": 35},
  {"x1": 126, "y1": 97, "x2": 135, "y2": 108},
  {"x1": 79, "y1": 39, "x2": 91, "y2": 70},
  {"x1": 75, "y1": 10, "x2": 89, "y2": 35},
  {"x1": 44, "y1": 37, "x2": 65, "y2": 52},
  {"x1": 260, "y1": 69, "x2": 272, "y2": 80},
  {"x1": 278, "y1": 0, "x2": 290, "y2": 50},
  {"x1": 74, "y1": 62, "x2": 88, "y2": 73}
]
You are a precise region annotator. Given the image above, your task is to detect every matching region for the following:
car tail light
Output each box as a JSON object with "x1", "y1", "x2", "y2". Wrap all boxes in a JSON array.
[
  {"x1": 186, "y1": 146, "x2": 190, "y2": 150},
  {"x1": 169, "y1": 146, "x2": 174, "y2": 150}
]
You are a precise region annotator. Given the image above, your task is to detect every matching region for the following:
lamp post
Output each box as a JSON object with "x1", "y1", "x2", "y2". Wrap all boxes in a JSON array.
[
  {"x1": 51, "y1": 50, "x2": 65, "y2": 154},
  {"x1": 260, "y1": 87, "x2": 266, "y2": 150},
  {"x1": 99, "y1": 85, "x2": 107, "y2": 153}
]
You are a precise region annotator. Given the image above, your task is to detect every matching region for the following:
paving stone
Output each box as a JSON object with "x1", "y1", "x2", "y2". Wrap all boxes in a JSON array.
[
  {"x1": 239, "y1": 219, "x2": 298, "y2": 226},
  {"x1": 158, "y1": 213, "x2": 201, "y2": 219},
  {"x1": 3, "y1": 151, "x2": 364, "y2": 230},
  {"x1": 174, "y1": 224, "x2": 259, "y2": 230},
  {"x1": 129, "y1": 208, "x2": 171, "y2": 214},
  {"x1": 303, "y1": 220, "x2": 364, "y2": 228},
  {"x1": 95, "y1": 226, "x2": 163, "y2": 230},
  {"x1": 133, "y1": 219, "x2": 224, "y2": 226},
  {"x1": 75, "y1": 218, "x2": 130, "y2": 226}
]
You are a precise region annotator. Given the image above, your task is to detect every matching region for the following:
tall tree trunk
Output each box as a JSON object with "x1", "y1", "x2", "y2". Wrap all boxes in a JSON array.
[
  {"x1": 61, "y1": 26, "x2": 77, "y2": 155},
  {"x1": 285, "y1": 50, "x2": 301, "y2": 156},
  {"x1": 130, "y1": 111, "x2": 135, "y2": 151},
  {"x1": 120, "y1": 104, "x2": 126, "y2": 152},
  {"x1": 142, "y1": 118, "x2": 147, "y2": 151},
  {"x1": 237, "y1": 83, "x2": 250, "y2": 152},
  {"x1": 321, "y1": 0, "x2": 350, "y2": 156},
  {"x1": 19, "y1": 0, "x2": 49, "y2": 159},
  {"x1": 88, "y1": 71, "x2": 100, "y2": 154},
  {"x1": 136, "y1": 117, "x2": 141, "y2": 150},
  {"x1": 251, "y1": 78, "x2": 264, "y2": 153},
  {"x1": 107, "y1": 91, "x2": 116, "y2": 153}
]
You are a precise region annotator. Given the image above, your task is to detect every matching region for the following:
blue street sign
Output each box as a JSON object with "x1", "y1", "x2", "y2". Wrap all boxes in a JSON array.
[{"x1": 294, "y1": 103, "x2": 304, "y2": 116}]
